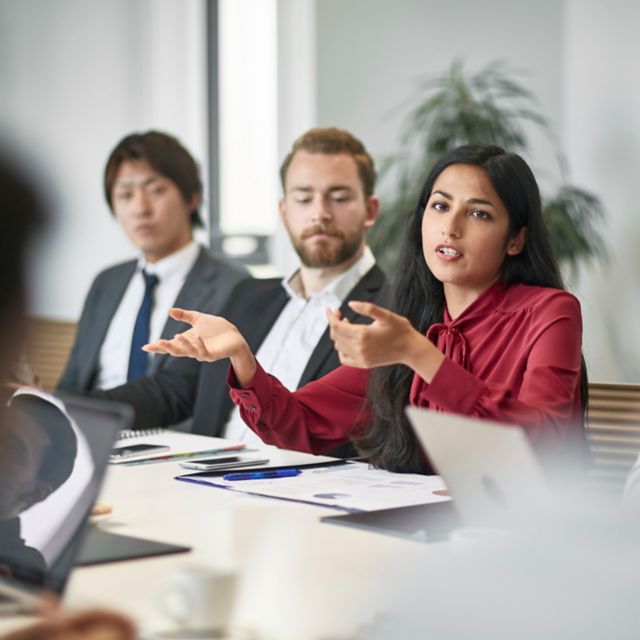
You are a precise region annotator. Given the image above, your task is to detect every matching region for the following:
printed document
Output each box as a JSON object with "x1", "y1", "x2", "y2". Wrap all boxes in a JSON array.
[{"x1": 177, "y1": 461, "x2": 449, "y2": 512}]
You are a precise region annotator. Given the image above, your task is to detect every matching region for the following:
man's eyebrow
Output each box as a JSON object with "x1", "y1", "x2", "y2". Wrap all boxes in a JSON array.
[{"x1": 290, "y1": 185, "x2": 353, "y2": 192}]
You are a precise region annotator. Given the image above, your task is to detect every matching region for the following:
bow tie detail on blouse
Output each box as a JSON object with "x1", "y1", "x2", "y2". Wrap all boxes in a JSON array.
[
  {"x1": 409, "y1": 323, "x2": 470, "y2": 408},
  {"x1": 426, "y1": 323, "x2": 469, "y2": 368}
]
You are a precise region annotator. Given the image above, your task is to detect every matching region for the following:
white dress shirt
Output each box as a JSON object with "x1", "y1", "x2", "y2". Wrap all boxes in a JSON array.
[
  {"x1": 224, "y1": 247, "x2": 376, "y2": 445},
  {"x1": 95, "y1": 241, "x2": 200, "y2": 389}
]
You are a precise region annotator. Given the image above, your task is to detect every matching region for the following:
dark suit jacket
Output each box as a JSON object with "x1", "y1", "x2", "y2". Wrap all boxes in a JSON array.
[
  {"x1": 102, "y1": 265, "x2": 388, "y2": 453},
  {"x1": 57, "y1": 246, "x2": 249, "y2": 393}
]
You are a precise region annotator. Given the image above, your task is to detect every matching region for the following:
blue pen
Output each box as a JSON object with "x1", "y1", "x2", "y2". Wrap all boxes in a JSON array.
[{"x1": 223, "y1": 469, "x2": 302, "y2": 481}]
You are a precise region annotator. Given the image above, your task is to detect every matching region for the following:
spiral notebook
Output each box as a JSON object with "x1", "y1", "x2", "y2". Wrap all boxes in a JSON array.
[
  {"x1": 110, "y1": 430, "x2": 249, "y2": 465},
  {"x1": 117, "y1": 427, "x2": 166, "y2": 440}
]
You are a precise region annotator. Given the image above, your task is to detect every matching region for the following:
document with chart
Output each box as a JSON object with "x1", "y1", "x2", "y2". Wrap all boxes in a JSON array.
[{"x1": 176, "y1": 461, "x2": 449, "y2": 512}]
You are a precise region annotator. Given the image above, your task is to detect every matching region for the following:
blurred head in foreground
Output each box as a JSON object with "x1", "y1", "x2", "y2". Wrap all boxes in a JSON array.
[
  {"x1": 0, "y1": 147, "x2": 135, "y2": 639},
  {"x1": 0, "y1": 150, "x2": 44, "y2": 385}
]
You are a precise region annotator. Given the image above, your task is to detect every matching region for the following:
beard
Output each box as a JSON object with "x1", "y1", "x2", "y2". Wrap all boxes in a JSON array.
[{"x1": 290, "y1": 224, "x2": 364, "y2": 268}]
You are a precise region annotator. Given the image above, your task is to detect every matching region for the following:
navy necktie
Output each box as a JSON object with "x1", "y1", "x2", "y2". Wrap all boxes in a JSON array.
[{"x1": 127, "y1": 270, "x2": 159, "y2": 381}]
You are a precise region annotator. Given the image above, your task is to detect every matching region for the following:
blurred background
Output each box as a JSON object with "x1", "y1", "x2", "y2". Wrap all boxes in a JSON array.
[{"x1": 0, "y1": 0, "x2": 638, "y2": 382}]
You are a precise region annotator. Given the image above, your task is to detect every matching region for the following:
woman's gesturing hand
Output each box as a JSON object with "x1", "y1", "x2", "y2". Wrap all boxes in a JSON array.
[
  {"x1": 144, "y1": 308, "x2": 245, "y2": 362},
  {"x1": 327, "y1": 301, "x2": 444, "y2": 381},
  {"x1": 143, "y1": 308, "x2": 257, "y2": 386}
]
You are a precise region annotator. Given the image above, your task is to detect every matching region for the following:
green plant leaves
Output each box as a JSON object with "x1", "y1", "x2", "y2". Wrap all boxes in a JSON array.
[{"x1": 543, "y1": 186, "x2": 607, "y2": 276}]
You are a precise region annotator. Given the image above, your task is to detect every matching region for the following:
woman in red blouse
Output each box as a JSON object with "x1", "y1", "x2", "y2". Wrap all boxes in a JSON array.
[{"x1": 145, "y1": 145, "x2": 586, "y2": 473}]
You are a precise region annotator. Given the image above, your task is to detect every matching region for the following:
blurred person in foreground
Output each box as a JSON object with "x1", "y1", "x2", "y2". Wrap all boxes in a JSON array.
[{"x1": 0, "y1": 149, "x2": 134, "y2": 640}]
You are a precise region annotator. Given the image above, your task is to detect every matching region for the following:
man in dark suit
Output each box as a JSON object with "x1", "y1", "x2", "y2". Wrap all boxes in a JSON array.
[
  {"x1": 57, "y1": 131, "x2": 248, "y2": 394},
  {"x1": 102, "y1": 128, "x2": 387, "y2": 453}
]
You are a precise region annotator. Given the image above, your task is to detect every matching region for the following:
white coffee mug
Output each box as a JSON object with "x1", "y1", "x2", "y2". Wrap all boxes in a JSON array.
[{"x1": 156, "y1": 565, "x2": 236, "y2": 633}]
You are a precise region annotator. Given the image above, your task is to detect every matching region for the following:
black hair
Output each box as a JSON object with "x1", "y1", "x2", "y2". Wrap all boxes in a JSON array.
[
  {"x1": 356, "y1": 144, "x2": 587, "y2": 473},
  {"x1": 104, "y1": 130, "x2": 204, "y2": 228}
]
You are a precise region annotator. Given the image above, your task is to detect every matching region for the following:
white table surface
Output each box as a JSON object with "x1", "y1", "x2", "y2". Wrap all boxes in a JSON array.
[
  {"x1": 1, "y1": 434, "x2": 444, "y2": 640},
  {"x1": 5, "y1": 433, "x2": 639, "y2": 639}
]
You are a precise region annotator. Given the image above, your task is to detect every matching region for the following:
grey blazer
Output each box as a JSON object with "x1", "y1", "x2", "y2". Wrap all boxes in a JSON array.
[{"x1": 57, "y1": 245, "x2": 249, "y2": 393}]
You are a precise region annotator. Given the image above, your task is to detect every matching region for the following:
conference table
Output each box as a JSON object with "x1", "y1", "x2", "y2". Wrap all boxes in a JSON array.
[
  {"x1": 4, "y1": 429, "x2": 640, "y2": 640},
  {"x1": 62, "y1": 433, "x2": 444, "y2": 640},
  {"x1": 69, "y1": 434, "x2": 640, "y2": 640}
]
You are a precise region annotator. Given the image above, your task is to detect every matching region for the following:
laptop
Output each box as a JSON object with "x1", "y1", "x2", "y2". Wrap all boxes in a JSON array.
[
  {"x1": 1, "y1": 390, "x2": 193, "y2": 615},
  {"x1": 406, "y1": 407, "x2": 550, "y2": 528},
  {"x1": 0, "y1": 390, "x2": 130, "y2": 614},
  {"x1": 323, "y1": 409, "x2": 549, "y2": 540}
]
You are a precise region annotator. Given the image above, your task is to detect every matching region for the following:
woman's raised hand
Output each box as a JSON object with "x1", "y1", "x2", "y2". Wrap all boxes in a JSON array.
[
  {"x1": 327, "y1": 301, "x2": 444, "y2": 380},
  {"x1": 143, "y1": 308, "x2": 257, "y2": 386}
]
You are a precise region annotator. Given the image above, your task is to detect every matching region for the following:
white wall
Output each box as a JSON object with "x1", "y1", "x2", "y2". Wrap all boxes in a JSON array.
[
  {"x1": 315, "y1": 0, "x2": 564, "y2": 193},
  {"x1": 0, "y1": 0, "x2": 207, "y2": 321},
  {"x1": 564, "y1": 0, "x2": 640, "y2": 381},
  {"x1": 272, "y1": 0, "x2": 317, "y2": 276}
]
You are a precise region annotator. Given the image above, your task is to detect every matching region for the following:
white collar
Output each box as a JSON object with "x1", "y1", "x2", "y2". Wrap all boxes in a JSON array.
[
  {"x1": 137, "y1": 241, "x2": 199, "y2": 281},
  {"x1": 282, "y1": 246, "x2": 376, "y2": 302}
]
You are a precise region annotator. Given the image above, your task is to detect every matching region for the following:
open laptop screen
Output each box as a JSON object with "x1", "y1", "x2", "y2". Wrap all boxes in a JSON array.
[
  {"x1": 0, "y1": 390, "x2": 130, "y2": 606},
  {"x1": 406, "y1": 406, "x2": 549, "y2": 528}
]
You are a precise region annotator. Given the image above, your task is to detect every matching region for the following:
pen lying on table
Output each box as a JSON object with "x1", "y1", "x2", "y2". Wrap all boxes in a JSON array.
[{"x1": 223, "y1": 469, "x2": 302, "y2": 481}]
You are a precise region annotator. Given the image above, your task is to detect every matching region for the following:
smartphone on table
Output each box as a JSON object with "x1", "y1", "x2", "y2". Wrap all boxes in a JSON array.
[
  {"x1": 109, "y1": 443, "x2": 169, "y2": 462},
  {"x1": 180, "y1": 456, "x2": 269, "y2": 471}
]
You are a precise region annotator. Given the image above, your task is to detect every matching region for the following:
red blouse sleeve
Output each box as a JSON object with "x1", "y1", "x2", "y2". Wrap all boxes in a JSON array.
[
  {"x1": 416, "y1": 293, "x2": 583, "y2": 444},
  {"x1": 228, "y1": 362, "x2": 370, "y2": 453}
]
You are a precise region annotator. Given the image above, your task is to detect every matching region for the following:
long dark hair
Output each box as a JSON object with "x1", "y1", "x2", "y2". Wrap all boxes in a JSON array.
[{"x1": 356, "y1": 144, "x2": 587, "y2": 473}]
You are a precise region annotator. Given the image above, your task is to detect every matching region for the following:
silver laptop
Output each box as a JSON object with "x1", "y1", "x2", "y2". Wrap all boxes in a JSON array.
[
  {"x1": 406, "y1": 407, "x2": 550, "y2": 528},
  {"x1": 0, "y1": 390, "x2": 131, "y2": 614}
]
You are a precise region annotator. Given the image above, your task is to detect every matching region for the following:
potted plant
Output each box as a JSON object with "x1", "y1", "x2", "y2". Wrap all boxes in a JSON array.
[{"x1": 370, "y1": 59, "x2": 606, "y2": 276}]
